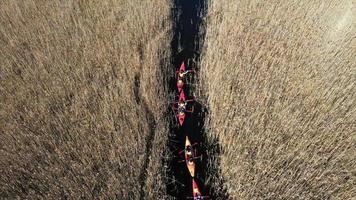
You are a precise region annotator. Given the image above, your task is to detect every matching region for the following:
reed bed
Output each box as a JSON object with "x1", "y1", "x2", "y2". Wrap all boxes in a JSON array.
[
  {"x1": 0, "y1": 0, "x2": 172, "y2": 199},
  {"x1": 199, "y1": 1, "x2": 355, "y2": 199}
]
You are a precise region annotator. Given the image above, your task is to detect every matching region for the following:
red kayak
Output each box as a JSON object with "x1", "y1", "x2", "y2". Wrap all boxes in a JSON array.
[
  {"x1": 176, "y1": 61, "x2": 195, "y2": 93},
  {"x1": 193, "y1": 179, "x2": 201, "y2": 198},
  {"x1": 177, "y1": 91, "x2": 187, "y2": 125},
  {"x1": 177, "y1": 62, "x2": 185, "y2": 92},
  {"x1": 172, "y1": 91, "x2": 194, "y2": 126},
  {"x1": 190, "y1": 179, "x2": 209, "y2": 199}
]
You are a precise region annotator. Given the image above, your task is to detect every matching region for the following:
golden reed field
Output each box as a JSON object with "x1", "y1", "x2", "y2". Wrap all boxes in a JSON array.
[
  {"x1": 1, "y1": 0, "x2": 355, "y2": 199},
  {"x1": 0, "y1": 0, "x2": 172, "y2": 199},
  {"x1": 199, "y1": 0, "x2": 355, "y2": 199}
]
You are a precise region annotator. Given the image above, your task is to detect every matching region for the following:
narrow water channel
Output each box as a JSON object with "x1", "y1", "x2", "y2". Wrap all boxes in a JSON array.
[
  {"x1": 164, "y1": 0, "x2": 228, "y2": 199},
  {"x1": 164, "y1": 0, "x2": 231, "y2": 198}
]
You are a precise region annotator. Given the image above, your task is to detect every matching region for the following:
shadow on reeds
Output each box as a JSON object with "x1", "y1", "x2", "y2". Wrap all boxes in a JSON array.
[{"x1": 134, "y1": 75, "x2": 158, "y2": 200}]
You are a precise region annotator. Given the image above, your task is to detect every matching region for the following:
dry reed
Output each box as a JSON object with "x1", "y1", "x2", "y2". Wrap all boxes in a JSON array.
[
  {"x1": 199, "y1": 1, "x2": 355, "y2": 199},
  {"x1": 0, "y1": 0, "x2": 172, "y2": 199}
]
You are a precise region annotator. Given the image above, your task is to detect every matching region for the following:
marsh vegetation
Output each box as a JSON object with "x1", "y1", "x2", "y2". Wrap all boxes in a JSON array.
[
  {"x1": 199, "y1": 1, "x2": 356, "y2": 199},
  {"x1": 0, "y1": 0, "x2": 172, "y2": 199},
  {"x1": 1, "y1": 0, "x2": 355, "y2": 199}
]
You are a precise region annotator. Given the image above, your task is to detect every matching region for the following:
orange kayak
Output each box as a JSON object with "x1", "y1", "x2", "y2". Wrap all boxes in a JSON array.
[{"x1": 185, "y1": 136, "x2": 196, "y2": 177}]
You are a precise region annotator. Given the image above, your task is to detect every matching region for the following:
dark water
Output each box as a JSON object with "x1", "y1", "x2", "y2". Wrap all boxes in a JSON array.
[
  {"x1": 165, "y1": 0, "x2": 229, "y2": 199},
  {"x1": 171, "y1": 0, "x2": 206, "y2": 63}
]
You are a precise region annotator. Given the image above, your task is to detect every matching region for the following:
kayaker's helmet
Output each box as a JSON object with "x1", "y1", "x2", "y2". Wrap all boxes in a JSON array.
[
  {"x1": 179, "y1": 71, "x2": 184, "y2": 78},
  {"x1": 186, "y1": 146, "x2": 192, "y2": 155},
  {"x1": 178, "y1": 104, "x2": 185, "y2": 111},
  {"x1": 188, "y1": 157, "x2": 194, "y2": 164},
  {"x1": 178, "y1": 102, "x2": 186, "y2": 109}
]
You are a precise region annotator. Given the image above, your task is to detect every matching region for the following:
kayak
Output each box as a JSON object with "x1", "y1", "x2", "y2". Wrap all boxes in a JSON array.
[
  {"x1": 177, "y1": 91, "x2": 187, "y2": 125},
  {"x1": 176, "y1": 61, "x2": 196, "y2": 93},
  {"x1": 192, "y1": 179, "x2": 202, "y2": 199},
  {"x1": 185, "y1": 136, "x2": 196, "y2": 177},
  {"x1": 176, "y1": 62, "x2": 186, "y2": 92}
]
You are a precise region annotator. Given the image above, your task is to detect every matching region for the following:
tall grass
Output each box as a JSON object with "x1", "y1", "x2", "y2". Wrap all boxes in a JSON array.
[
  {"x1": 199, "y1": 1, "x2": 355, "y2": 199},
  {"x1": 0, "y1": 0, "x2": 172, "y2": 199}
]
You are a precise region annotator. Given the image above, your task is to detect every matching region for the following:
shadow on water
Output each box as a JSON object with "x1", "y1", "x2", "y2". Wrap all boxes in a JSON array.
[{"x1": 164, "y1": 0, "x2": 229, "y2": 199}]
